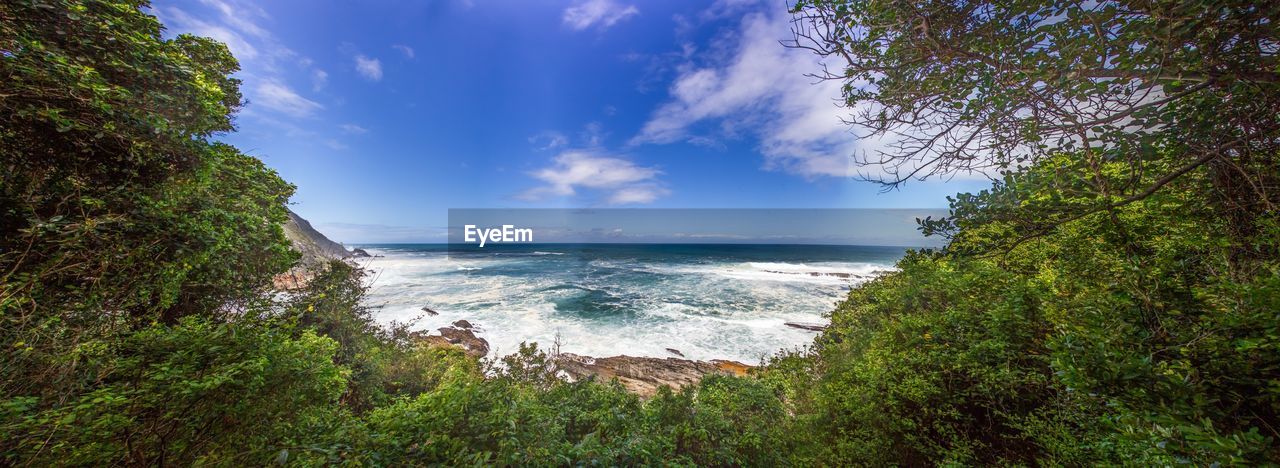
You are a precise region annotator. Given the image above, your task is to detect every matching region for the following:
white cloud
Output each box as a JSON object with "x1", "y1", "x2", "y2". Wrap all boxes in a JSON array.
[
  {"x1": 632, "y1": 9, "x2": 874, "y2": 179},
  {"x1": 520, "y1": 150, "x2": 668, "y2": 205},
  {"x1": 355, "y1": 55, "x2": 383, "y2": 81},
  {"x1": 392, "y1": 44, "x2": 415, "y2": 59},
  {"x1": 607, "y1": 185, "x2": 667, "y2": 204},
  {"x1": 580, "y1": 121, "x2": 608, "y2": 146},
  {"x1": 340, "y1": 123, "x2": 369, "y2": 134},
  {"x1": 323, "y1": 139, "x2": 348, "y2": 150},
  {"x1": 563, "y1": 0, "x2": 639, "y2": 31},
  {"x1": 311, "y1": 69, "x2": 328, "y2": 91},
  {"x1": 529, "y1": 131, "x2": 569, "y2": 150},
  {"x1": 153, "y1": 5, "x2": 259, "y2": 59},
  {"x1": 151, "y1": 0, "x2": 327, "y2": 122},
  {"x1": 197, "y1": 0, "x2": 270, "y2": 37},
  {"x1": 254, "y1": 80, "x2": 323, "y2": 118}
]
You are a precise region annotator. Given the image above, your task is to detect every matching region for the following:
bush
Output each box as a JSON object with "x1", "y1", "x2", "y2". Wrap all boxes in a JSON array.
[{"x1": 0, "y1": 317, "x2": 347, "y2": 466}]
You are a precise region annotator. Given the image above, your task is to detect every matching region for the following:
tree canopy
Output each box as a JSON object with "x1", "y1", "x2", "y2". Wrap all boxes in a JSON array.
[{"x1": 789, "y1": 1, "x2": 1278, "y2": 205}]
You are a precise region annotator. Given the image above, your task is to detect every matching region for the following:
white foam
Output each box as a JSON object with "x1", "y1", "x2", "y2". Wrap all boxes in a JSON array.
[{"x1": 359, "y1": 249, "x2": 894, "y2": 362}]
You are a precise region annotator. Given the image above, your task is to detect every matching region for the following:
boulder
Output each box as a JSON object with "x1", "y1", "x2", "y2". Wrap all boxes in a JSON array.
[
  {"x1": 411, "y1": 325, "x2": 489, "y2": 358},
  {"x1": 711, "y1": 359, "x2": 753, "y2": 376},
  {"x1": 351, "y1": 248, "x2": 372, "y2": 258},
  {"x1": 452, "y1": 319, "x2": 473, "y2": 329},
  {"x1": 436, "y1": 326, "x2": 489, "y2": 357},
  {"x1": 421, "y1": 306, "x2": 439, "y2": 316},
  {"x1": 665, "y1": 348, "x2": 685, "y2": 358}
]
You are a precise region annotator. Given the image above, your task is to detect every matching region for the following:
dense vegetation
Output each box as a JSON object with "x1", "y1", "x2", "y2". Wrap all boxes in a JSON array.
[{"x1": 2, "y1": 0, "x2": 1277, "y2": 465}]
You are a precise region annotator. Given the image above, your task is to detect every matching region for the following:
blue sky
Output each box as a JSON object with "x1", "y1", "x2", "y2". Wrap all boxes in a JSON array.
[{"x1": 152, "y1": 0, "x2": 990, "y2": 243}]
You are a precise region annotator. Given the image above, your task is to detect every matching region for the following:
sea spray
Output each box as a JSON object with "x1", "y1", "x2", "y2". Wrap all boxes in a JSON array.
[{"x1": 358, "y1": 244, "x2": 904, "y2": 362}]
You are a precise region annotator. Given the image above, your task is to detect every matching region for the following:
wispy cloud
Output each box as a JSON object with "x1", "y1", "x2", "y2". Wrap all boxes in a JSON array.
[
  {"x1": 355, "y1": 55, "x2": 383, "y2": 81},
  {"x1": 562, "y1": 0, "x2": 639, "y2": 31},
  {"x1": 340, "y1": 123, "x2": 369, "y2": 134},
  {"x1": 392, "y1": 44, "x2": 415, "y2": 59},
  {"x1": 520, "y1": 150, "x2": 668, "y2": 205},
  {"x1": 311, "y1": 69, "x2": 328, "y2": 91},
  {"x1": 528, "y1": 131, "x2": 569, "y2": 150},
  {"x1": 255, "y1": 80, "x2": 323, "y2": 118},
  {"x1": 632, "y1": 7, "x2": 873, "y2": 178},
  {"x1": 151, "y1": 0, "x2": 327, "y2": 121}
]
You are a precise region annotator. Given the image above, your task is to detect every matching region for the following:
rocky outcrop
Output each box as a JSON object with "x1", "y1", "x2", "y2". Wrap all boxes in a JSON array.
[
  {"x1": 404, "y1": 318, "x2": 754, "y2": 397},
  {"x1": 556, "y1": 353, "x2": 753, "y2": 398},
  {"x1": 273, "y1": 208, "x2": 356, "y2": 289},
  {"x1": 282, "y1": 208, "x2": 352, "y2": 266},
  {"x1": 412, "y1": 324, "x2": 490, "y2": 358},
  {"x1": 785, "y1": 322, "x2": 827, "y2": 332},
  {"x1": 762, "y1": 269, "x2": 865, "y2": 279}
]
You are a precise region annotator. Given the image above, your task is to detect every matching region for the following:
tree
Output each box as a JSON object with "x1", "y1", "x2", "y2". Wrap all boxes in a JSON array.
[
  {"x1": 1, "y1": 0, "x2": 295, "y2": 401},
  {"x1": 788, "y1": 0, "x2": 1279, "y2": 250}
]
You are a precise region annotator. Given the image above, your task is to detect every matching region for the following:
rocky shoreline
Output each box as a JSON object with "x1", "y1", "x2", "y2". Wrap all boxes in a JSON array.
[{"x1": 409, "y1": 318, "x2": 762, "y2": 398}]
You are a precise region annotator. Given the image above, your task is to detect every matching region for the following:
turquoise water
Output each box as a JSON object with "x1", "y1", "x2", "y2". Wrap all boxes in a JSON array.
[{"x1": 357, "y1": 244, "x2": 907, "y2": 362}]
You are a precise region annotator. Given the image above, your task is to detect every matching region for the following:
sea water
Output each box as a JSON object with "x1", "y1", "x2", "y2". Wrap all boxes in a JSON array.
[{"x1": 356, "y1": 243, "x2": 907, "y2": 362}]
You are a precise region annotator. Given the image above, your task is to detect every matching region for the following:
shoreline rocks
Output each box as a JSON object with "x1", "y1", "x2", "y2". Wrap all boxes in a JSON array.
[
  {"x1": 784, "y1": 321, "x2": 827, "y2": 332},
  {"x1": 408, "y1": 317, "x2": 761, "y2": 398},
  {"x1": 556, "y1": 353, "x2": 753, "y2": 398},
  {"x1": 412, "y1": 324, "x2": 490, "y2": 358}
]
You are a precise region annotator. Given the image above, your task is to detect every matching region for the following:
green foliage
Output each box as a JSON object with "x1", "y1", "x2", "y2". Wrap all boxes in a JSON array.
[
  {"x1": 766, "y1": 147, "x2": 1280, "y2": 464},
  {"x1": 360, "y1": 344, "x2": 796, "y2": 466},
  {"x1": 1, "y1": 0, "x2": 297, "y2": 404},
  {"x1": 1, "y1": 317, "x2": 347, "y2": 465}
]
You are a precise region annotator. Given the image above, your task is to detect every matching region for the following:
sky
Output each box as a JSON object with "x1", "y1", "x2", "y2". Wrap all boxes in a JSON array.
[{"x1": 151, "y1": 0, "x2": 991, "y2": 243}]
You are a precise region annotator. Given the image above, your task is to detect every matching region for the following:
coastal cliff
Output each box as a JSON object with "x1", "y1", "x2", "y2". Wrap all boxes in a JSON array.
[
  {"x1": 275, "y1": 208, "x2": 358, "y2": 289},
  {"x1": 283, "y1": 208, "x2": 353, "y2": 265}
]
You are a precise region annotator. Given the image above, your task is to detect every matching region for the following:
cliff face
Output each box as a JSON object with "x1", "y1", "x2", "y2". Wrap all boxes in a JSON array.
[
  {"x1": 283, "y1": 208, "x2": 352, "y2": 267},
  {"x1": 275, "y1": 208, "x2": 353, "y2": 289}
]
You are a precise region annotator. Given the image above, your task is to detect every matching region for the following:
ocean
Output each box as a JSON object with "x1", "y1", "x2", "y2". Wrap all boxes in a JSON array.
[{"x1": 355, "y1": 243, "x2": 908, "y2": 362}]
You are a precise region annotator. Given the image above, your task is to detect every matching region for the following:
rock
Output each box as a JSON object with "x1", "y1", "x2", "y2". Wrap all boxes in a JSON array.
[
  {"x1": 556, "y1": 353, "x2": 754, "y2": 398},
  {"x1": 436, "y1": 326, "x2": 489, "y2": 357},
  {"x1": 762, "y1": 269, "x2": 861, "y2": 279},
  {"x1": 420, "y1": 306, "x2": 439, "y2": 316},
  {"x1": 711, "y1": 359, "x2": 753, "y2": 376},
  {"x1": 351, "y1": 248, "x2": 372, "y2": 258},
  {"x1": 412, "y1": 325, "x2": 489, "y2": 358},
  {"x1": 452, "y1": 319, "x2": 473, "y2": 329},
  {"x1": 282, "y1": 208, "x2": 353, "y2": 263},
  {"x1": 665, "y1": 348, "x2": 685, "y2": 357},
  {"x1": 785, "y1": 321, "x2": 827, "y2": 332},
  {"x1": 273, "y1": 208, "x2": 358, "y2": 290}
]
